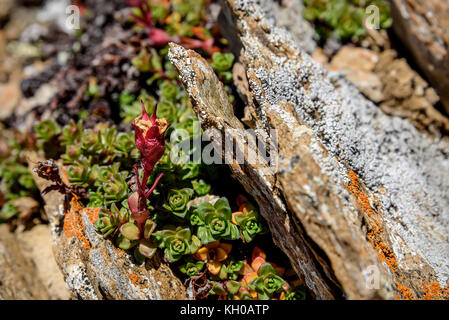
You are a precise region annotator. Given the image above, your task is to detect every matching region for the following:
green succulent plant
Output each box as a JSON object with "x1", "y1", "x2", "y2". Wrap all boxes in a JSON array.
[
  {"x1": 0, "y1": 202, "x2": 19, "y2": 221},
  {"x1": 102, "y1": 172, "x2": 129, "y2": 205},
  {"x1": 34, "y1": 120, "x2": 61, "y2": 144},
  {"x1": 80, "y1": 129, "x2": 103, "y2": 154},
  {"x1": 248, "y1": 263, "x2": 287, "y2": 300},
  {"x1": 60, "y1": 120, "x2": 82, "y2": 146},
  {"x1": 191, "y1": 179, "x2": 211, "y2": 196},
  {"x1": 190, "y1": 198, "x2": 240, "y2": 244},
  {"x1": 153, "y1": 225, "x2": 201, "y2": 262},
  {"x1": 159, "y1": 80, "x2": 180, "y2": 102},
  {"x1": 179, "y1": 259, "x2": 205, "y2": 278},
  {"x1": 66, "y1": 158, "x2": 92, "y2": 187},
  {"x1": 163, "y1": 188, "x2": 194, "y2": 219},
  {"x1": 211, "y1": 52, "x2": 234, "y2": 83},
  {"x1": 233, "y1": 210, "x2": 265, "y2": 243},
  {"x1": 95, "y1": 204, "x2": 125, "y2": 237},
  {"x1": 303, "y1": 0, "x2": 392, "y2": 42},
  {"x1": 283, "y1": 285, "x2": 307, "y2": 300},
  {"x1": 61, "y1": 145, "x2": 82, "y2": 164},
  {"x1": 221, "y1": 259, "x2": 244, "y2": 280}
]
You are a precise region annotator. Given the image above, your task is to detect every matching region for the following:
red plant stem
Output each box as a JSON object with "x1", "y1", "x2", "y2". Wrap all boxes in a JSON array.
[
  {"x1": 134, "y1": 164, "x2": 141, "y2": 191},
  {"x1": 145, "y1": 172, "x2": 164, "y2": 199},
  {"x1": 138, "y1": 169, "x2": 150, "y2": 211}
]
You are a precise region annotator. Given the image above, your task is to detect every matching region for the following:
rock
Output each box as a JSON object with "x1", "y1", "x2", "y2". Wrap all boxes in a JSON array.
[
  {"x1": 263, "y1": 0, "x2": 317, "y2": 55},
  {"x1": 15, "y1": 224, "x2": 71, "y2": 299},
  {"x1": 28, "y1": 152, "x2": 187, "y2": 300},
  {"x1": 391, "y1": 0, "x2": 449, "y2": 114},
  {"x1": 169, "y1": 0, "x2": 449, "y2": 300},
  {"x1": 218, "y1": 0, "x2": 316, "y2": 56},
  {"x1": 0, "y1": 72, "x2": 21, "y2": 120},
  {"x1": 0, "y1": 0, "x2": 13, "y2": 24},
  {"x1": 0, "y1": 224, "x2": 49, "y2": 299},
  {"x1": 169, "y1": 43, "x2": 340, "y2": 300},
  {"x1": 374, "y1": 49, "x2": 449, "y2": 136},
  {"x1": 328, "y1": 47, "x2": 383, "y2": 102},
  {"x1": 11, "y1": 196, "x2": 39, "y2": 223}
]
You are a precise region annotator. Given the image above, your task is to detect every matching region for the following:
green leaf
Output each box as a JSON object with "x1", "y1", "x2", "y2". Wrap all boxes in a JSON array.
[
  {"x1": 120, "y1": 222, "x2": 140, "y2": 241},
  {"x1": 176, "y1": 227, "x2": 192, "y2": 242},
  {"x1": 257, "y1": 263, "x2": 276, "y2": 277},
  {"x1": 138, "y1": 240, "x2": 158, "y2": 259},
  {"x1": 191, "y1": 179, "x2": 211, "y2": 196},
  {"x1": 144, "y1": 219, "x2": 157, "y2": 239},
  {"x1": 214, "y1": 197, "x2": 231, "y2": 219},
  {"x1": 116, "y1": 234, "x2": 137, "y2": 250},
  {"x1": 226, "y1": 280, "x2": 241, "y2": 295}
]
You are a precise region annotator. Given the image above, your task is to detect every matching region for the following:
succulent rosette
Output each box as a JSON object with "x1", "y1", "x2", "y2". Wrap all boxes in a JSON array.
[
  {"x1": 102, "y1": 172, "x2": 129, "y2": 205},
  {"x1": 163, "y1": 188, "x2": 194, "y2": 219},
  {"x1": 248, "y1": 263, "x2": 288, "y2": 300},
  {"x1": 153, "y1": 226, "x2": 201, "y2": 263},
  {"x1": 59, "y1": 120, "x2": 82, "y2": 146},
  {"x1": 211, "y1": 52, "x2": 234, "y2": 72},
  {"x1": 191, "y1": 179, "x2": 211, "y2": 196},
  {"x1": 179, "y1": 259, "x2": 205, "y2": 278},
  {"x1": 192, "y1": 198, "x2": 239, "y2": 244},
  {"x1": 156, "y1": 100, "x2": 178, "y2": 125},
  {"x1": 34, "y1": 119, "x2": 61, "y2": 144},
  {"x1": 114, "y1": 132, "x2": 137, "y2": 158},
  {"x1": 221, "y1": 259, "x2": 244, "y2": 280},
  {"x1": 159, "y1": 80, "x2": 180, "y2": 101},
  {"x1": 66, "y1": 158, "x2": 91, "y2": 186},
  {"x1": 95, "y1": 204, "x2": 129, "y2": 238},
  {"x1": 61, "y1": 145, "x2": 82, "y2": 164},
  {"x1": 232, "y1": 201, "x2": 265, "y2": 243},
  {"x1": 80, "y1": 128, "x2": 102, "y2": 154}
]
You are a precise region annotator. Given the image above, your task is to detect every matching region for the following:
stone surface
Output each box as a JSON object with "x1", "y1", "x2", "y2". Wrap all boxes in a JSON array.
[
  {"x1": 374, "y1": 49, "x2": 449, "y2": 136},
  {"x1": 328, "y1": 46, "x2": 383, "y2": 103},
  {"x1": 391, "y1": 0, "x2": 449, "y2": 114},
  {"x1": 169, "y1": 0, "x2": 449, "y2": 300},
  {"x1": 15, "y1": 224, "x2": 71, "y2": 299},
  {"x1": 324, "y1": 46, "x2": 449, "y2": 137},
  {"x1": 28, "y1": 152, "x2": 187, "y2": 300},
  {"x1": 0, "y1": 224, "x2": 49, "y2": 299}
]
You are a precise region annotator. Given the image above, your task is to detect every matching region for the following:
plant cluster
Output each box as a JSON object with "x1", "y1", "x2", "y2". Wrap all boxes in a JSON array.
[
  {"x1": 31, "y1": 0, "x2": 305, "y2": 300},
  {"x1": 208, "y1": 247, "x2": 307, "y2": 300},
  {"x1": 0, "y1": 132, "x2": 39, "y2": 221},
  {"x1": 303, "y1": 0, "x2": 392, "y2": 42}
]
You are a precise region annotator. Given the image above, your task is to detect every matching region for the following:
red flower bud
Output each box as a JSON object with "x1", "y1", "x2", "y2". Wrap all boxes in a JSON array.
[{"x1": 132, "y1": 101, "x2": 170, "y2": 173}]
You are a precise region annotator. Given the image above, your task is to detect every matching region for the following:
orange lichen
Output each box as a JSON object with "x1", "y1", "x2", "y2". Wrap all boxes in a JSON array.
[
  {"x1": 422, "y1": 281, "x2": 449, "y2": 300},
  {"x1": 63, "y1": 197, "x2": 91, "y2": 249},
  {"x1": 346, "y1": 170, "x2": 398, "y2": 272},
  {"x1": 397, "y1": 282, "x2": 415, "y2": 300},
  {"x1": 346, "y1": 170, "x2": 375, "y2": 215},
  {"x1": 83, "y1": 207, "x2": 100, "y2": 224},
  {"x1": 129, "y1": 271, "x2": 141, "y2": 286}
]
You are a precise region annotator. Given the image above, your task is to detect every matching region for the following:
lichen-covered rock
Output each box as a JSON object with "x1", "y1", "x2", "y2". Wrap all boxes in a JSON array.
[
  {"x1": 28, "y1": 152, "x2": 187, "y2": 300},
  {"x1": 0, "y1": 224, "x2": 49, "y2": 300},
  {"x1": 391, "y1": 0, "x2": 449, "y2": 114},
  {"x1": 169, "y1": 0, "x2": 449, "y2": 300}
]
